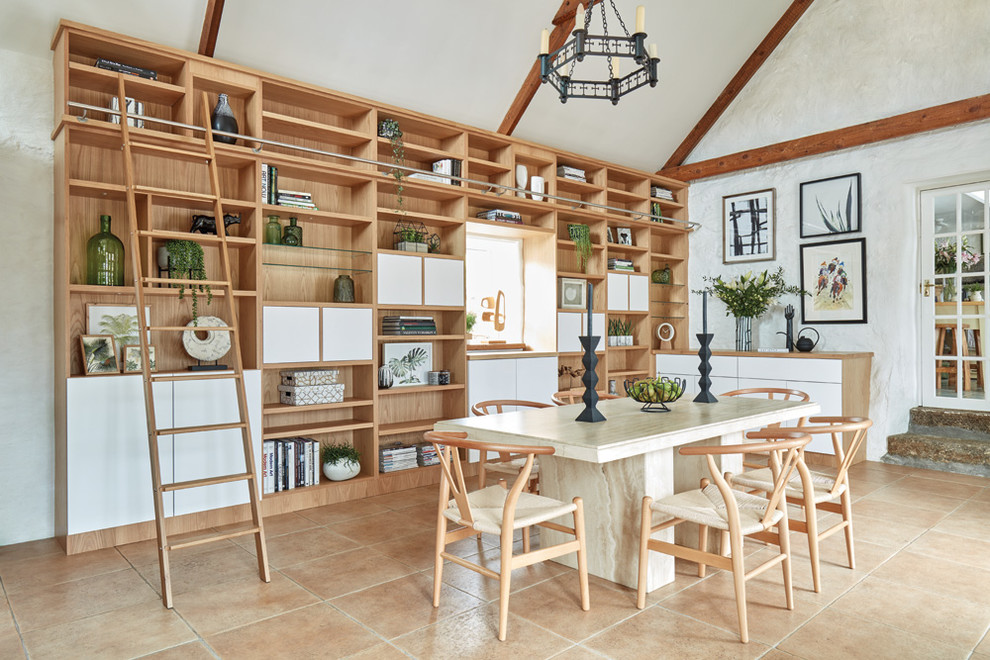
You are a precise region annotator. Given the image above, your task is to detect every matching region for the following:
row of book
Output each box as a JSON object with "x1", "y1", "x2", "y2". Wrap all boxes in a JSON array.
[
  {"x1": 95, "y1": 57, "x2": 157, "y2": 80},
  {"x1": 379, "y1": 443, "x2": 442, "y2": 472},
  {"x1": 476, "y1": 209, "x2": 522, "y2": 224},
  {"x1": 261, "y1": 438, "x2": 320, "y2": 494},
  {"x1": 261, "y1": 164, "x2": 320, "y2": 210},
  {"x1": 558, "y1": 165, "x2": 587, "y2": 183},
  {"x1": 651, "y1": 185, "x2": 675, "y2": 201},
  {"x1": 382, "y1": 315, "x2": 437, "y2": 335},
  {"x1": 433, "y1": 158, "x2": 462, "y2": 186},
  {"x1": 277, "y1": 189, "x2": 317, "y2": 210},
  {"x1": 608, "y1": 257, "x2": 635, "y2": 272}
]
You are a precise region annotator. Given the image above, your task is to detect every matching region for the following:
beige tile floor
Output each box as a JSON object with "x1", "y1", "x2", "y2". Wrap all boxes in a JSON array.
[{"x1": 0, "y1": 461, "x2": 988, "y2": 659}]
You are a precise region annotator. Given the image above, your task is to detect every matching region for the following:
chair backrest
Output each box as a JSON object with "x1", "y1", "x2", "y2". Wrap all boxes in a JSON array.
[
  {"x1": 471, "y1": 399, "x2": 553, "y2": 416},
  {"x1": 551, "y1": 390, "x2": 622, "y2": 406},
  {"x1": 797, "y1": 416, "x2": 873, "y2": 496},
  {"x1": 424, "y1": 431, "x2": 555, "y2": 529},
  {"x1": 720, "y1": 387, "x2": 811, "y2": 427},
  {"x1": 680, "y1": 430, "x2": 811, "y2": 530}
]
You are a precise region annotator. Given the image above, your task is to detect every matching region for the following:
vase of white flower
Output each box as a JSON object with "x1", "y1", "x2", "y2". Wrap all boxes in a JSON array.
[{"x1": 698, "y1": 267, "x2": 805, "y2": 351}]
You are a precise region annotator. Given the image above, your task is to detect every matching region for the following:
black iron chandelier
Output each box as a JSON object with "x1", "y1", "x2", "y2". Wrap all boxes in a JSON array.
[{"x1": 539, "y1": 1, "x2": 659, "y2": 105}]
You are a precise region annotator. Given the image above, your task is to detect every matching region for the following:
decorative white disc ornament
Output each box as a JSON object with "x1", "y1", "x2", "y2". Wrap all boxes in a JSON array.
[{"x1": 182, "y1": 316, "x2": 231, "y2": 362}]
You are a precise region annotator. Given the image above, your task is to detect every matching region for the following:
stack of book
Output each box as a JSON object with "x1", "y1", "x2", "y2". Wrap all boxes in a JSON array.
[
  {"x1": 651, "y1": 185, "x2": 675, "y2": 201},
  {"x1": 432, "y1": 158, "x2": 463, "y2": 186},
  {"x1": 557, "y1": 165, "x2": 587, "y2": 182},
  {"x1": 416, "y1": 443, "x2": 441, "y2": 467},
  {"x1": 382, "y1": 316, "x2": 437, "y2": 335},
  {"x1": 608, "y1": 257, "x2": 635, "y2": 272},
  {"x1": 379, "y1": 444, "x2": 418, "y2": 472},
  {"x1": 95, "y1": 57, "x2": 157, "y2": 80},
  {"x1": 476, "y1": 209, "x2": 522, "y2": 224},
  {"x1": 261, "y1": 437, "x2": 320, "y2": 494},
  {"x1": 261, "y1": 163, "x2": 278, "y2": 205},
  {"x1": 277, "y1": 189, "x2": 317, "y2": 210}
]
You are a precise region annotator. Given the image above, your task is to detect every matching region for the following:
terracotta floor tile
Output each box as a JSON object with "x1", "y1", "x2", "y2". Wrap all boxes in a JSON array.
[
  {"x1": 740, "y1": 546, "x2": 867, "y2": 604},
  {"x1": 239, "y1": 526, "x2": 359, "y2": 569},
  {"x1": 331, "y1": 572, "x2": 485, "y2": 639},
  {"x1": 281, "y1": 547, "x2": 416, "y2": 599},
  {"x1": 507, "y1": 573, "x2": 638, "y2": 643},
  {"x1": 0, "y1": 595, "x2": 15, "y2": 638},
  {"x1": 907, "y1": 529, "x2": 990, "y2": 569},
  {"x1": 364, "y1": 486, "x2": 439, "y2": 511},
  {"x1": 853, "y1": 498, "x2": 948, "y2": 528},
  {"x1": 0, "y1": 547, "x2": 130, "y2": 595},
  {"x1": 330, "y1": 509, "x2": 429, "y2": 546},
  {"x1": 976, "y1": 631, "x2": 990, "y2": 655},
  {"x1": 0, "y1": 539, "x2": 64, "y2": 567},
  {"x1": 862, "y1": 483, "x2": 970, "y2": 513},
  {"x1": 343, "y1": 642, "x2": 413, "y2": 659},
  {"x1": 141, "y1": 641, "x2": 216, "y2": 659},
  {"x1": 845, "y1": 511, "x2": 928, "y2": 549},
  {"x1": 6, "y1": 568, "x2": 158, "y2": 632},
  {"x1": 549, "y1": 645, "x2": 608, "y2": 659},
  {"x1": 393, "y1": 603, "x2": 573, "y2": 658},
  {"x1": 438, "y1": 545, "x2": 571, "y2": 602},
  {"x1": 871, "y1": 550, "x2": 990, "y2": 606},
  {"x1": 134, "y1": 543, "x2": 265, "y2": 596},
  {"x1": 905, "y1": 470, "x2": 989, "y2": 488},
  {"x1": 933, "y1": 504, "x2": 990, "y2": 542},
  {"x1": 260, "y1": 511, "x2": 320, "y2": 537},
  {"x1": 171, "y1": 572, "x2": 319, "y2": 636},
  {"x1": 787, "y1": 536, "x2": 897, "y2": 574},
  {"x1": 973, "y1": 487, "x2": 990, "y2": 503},
  {"x1": 847, "y1": 478, "x2": 890, "y2": 500},
  {"x1": 831, "y1": 576, "x2": 990, "y2": 650},
  {"x1": 21, "y1": 600, "x2": 195, "y2": 659},
  {"x1": 778, "y1": 608, "x2": 969, "y2": 659},
  {"x1": 0, "y1": 634, "x2": 26, "y2": 659},
  {"x1": 759, "y1": 650, "x2": 803, "y2": 660},
  {"x1": 206, "y1": 602, "x2": 383, "y2": 658},
  {"x1": 891, "y1": 475, "x2": 986, "y2": 499},
  {"x1": 371, "y1": 529, "x2": 493, "y2": 571},
  {"x1": 636, "y1": 558, "x2": 709, "y2": 607},
  {"x1": 295, "y1": 499, "x2": 392, "y2": 526},
  {"x1": 583, "y1": 605, "x2": 770, "y2": 659}
]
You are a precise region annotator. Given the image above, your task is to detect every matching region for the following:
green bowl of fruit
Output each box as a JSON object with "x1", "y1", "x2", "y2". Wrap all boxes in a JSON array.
[{"x1": 624, "y1": 377, "x2": 686, "y2": 412}]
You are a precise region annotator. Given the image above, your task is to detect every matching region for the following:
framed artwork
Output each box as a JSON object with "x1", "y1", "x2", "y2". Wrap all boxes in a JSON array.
[
  {"x1": 382, "y1": 342, "x2": 433, "y2": 387},
  {"x1": 800, "y1": 173, "x2": 862, "y2": 238},
  {"x1": 616, "y1": 227, "x2": 632, "y2": 245},
  {"x1": 723, "y1": 188, "x2": 775, "y2": 264},
  {"x1": 122, "y1": 344, "x2": 157, "y2": 373},
  {"x1": 80, "y1": 335, "x2": 119, "y2": 375},
  {"x1": 606, "y1": 227, "x2": 614, "y2": 243},
  {"x1": 558, "y1": 277, "x2": 587, "y2": 309},
  {"x1": 800, "y1": 237, "x2": 868, "y2": 324},
  {"x1": 86, "y1": 304, "x2": 151, "y2": 362}
]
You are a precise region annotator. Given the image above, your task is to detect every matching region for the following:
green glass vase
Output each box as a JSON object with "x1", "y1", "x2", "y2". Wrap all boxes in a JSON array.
[
  {"x1": 264, "y1": 215, "x2": 281, "y2": 245},
  {"x1": 86, "y1": 214, "x2": 124, "y2": 286},
  {"x1": 282, "y1": 217, "x2": 302, "y2": 246},
  {"x1": 333, "y1": 274, "x2": 355, "y2": 303}
]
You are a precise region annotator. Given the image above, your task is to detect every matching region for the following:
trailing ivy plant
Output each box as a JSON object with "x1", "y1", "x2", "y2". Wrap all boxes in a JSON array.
[
  {"x1": 567, "y1": 224, "x2": 592, "y2": 273},
  {"x1": 165, "y1": 239, "x2": 212, "y2": 325},
  {"x1": 380, "y1": 118, "x2": 406, "y2": 216}
]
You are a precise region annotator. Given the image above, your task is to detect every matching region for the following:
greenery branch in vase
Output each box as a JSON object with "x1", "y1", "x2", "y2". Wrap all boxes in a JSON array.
[
  {"x1": 697, "y1": 267, "x2": 804, "y2": 351},
  {"x1": 380, "y1": 119, "x2": 406, "y2": 217},
  {"x1": 164, "y1": 239, "x2": 212, "y2": 325},
  {"x1": 567, "y1": 224, "x2": 592, "y2": 273}
]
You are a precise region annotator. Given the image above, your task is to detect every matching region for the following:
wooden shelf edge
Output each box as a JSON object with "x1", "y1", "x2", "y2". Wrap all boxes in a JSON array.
[
  {"x1": 377, "y1": 384, "x2": 465, "y2": 396},
  {"x1": 262, "y1": 398, "x2": 374, "y2": 415}
]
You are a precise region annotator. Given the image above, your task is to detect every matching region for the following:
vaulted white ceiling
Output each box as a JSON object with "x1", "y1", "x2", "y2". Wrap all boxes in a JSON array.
[{"x1": 0, "y1": 0, "x2": 792, "y2": 171}]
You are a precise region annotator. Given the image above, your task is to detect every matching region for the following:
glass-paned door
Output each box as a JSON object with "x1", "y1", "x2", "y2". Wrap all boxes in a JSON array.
[{"x1": 921, "y1": 181, "x2": 990, "y2": 409}]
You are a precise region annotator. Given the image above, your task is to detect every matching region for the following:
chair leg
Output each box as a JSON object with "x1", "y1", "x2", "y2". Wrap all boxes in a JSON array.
[
  {"x1": 522, "y1": 526, "x2": 531, "y2": 554},
  {"x1": 498, "y1": 531, "x2": 513, "y2": 642},
  {"x1": 841, "y1": 489, "x2": 856, "y2": 570},
  {"x1": 573, "y1": 497, "x2": 590, "y2": 611},
  {"x1": 720, "y1": 529, "x2": 730, "y2": 557},
  {"x1": 433, "y1": 514, "x2": 447, "y2": 608},
  {"x1": 697, "y1": 524, "x2": 709, "y2": 578},
  {"x1": 728, "y1": 528, "x2": 749, "y2": 644},
  {"x1": 478, "y1": 460, "x2": 487, "y2": 490},
  {"x1": 777, "y1": 510, "x2": 794, "y2": 611},
  {"x1": 805, "y1": 500, "x2": 821, "y2": 594},
  {"x1": 636, "y1": 496, "x2": 653, "y2": 609}
]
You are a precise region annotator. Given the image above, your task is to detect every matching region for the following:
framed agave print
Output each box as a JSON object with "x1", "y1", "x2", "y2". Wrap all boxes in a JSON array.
[
  {"x1": 800, "y1": 173, "x2": 861, "y2": 238},
  {"x1": 80, "y1": 335, "x2": 119, "y2": 375},
  {"x1": 382, "y1": 342, "x2": 433, "y2": 387}
]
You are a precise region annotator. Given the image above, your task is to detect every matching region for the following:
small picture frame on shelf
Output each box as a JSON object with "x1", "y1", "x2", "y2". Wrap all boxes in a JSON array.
[
  {"x1": 80, "y1": 335, "x2": 119, "y2": 375},
  {"x1": 122, "y1": 344, "x2": 157, "y2": 374},
  {"x1": 606, "y1": 227, "x2": 615, "y2": 243},
  {"x1": 616, "y1": 227, "x2": 632, "y2": 246},
  {"x1": 382, "y1": 342, "x2": 433, "y2": 387},
  {"x1": 559, "y1": 277, "x2": 587, "y2": 309}
]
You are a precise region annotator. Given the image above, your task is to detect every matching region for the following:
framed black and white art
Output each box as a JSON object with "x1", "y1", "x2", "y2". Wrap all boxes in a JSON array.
[
  {"x1": 799, "y1": 237, "x2": 868, "y2": 324},
  {"x1": 800, "y1": 173, "x2": 861, "y2": 238},
  {"x1": 722, "y1": 188, "x2": 775, "y2": 264}
]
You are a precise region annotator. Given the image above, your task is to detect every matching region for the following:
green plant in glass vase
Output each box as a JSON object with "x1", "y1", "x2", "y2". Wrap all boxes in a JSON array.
[{"x1": 698, "y1": 267, "x2": 804, "y2": 351}]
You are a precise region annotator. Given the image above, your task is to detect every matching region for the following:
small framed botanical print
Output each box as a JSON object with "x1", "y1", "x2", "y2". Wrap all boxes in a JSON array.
[
  {"x1": 723, "y1": 188, "x2": 775, "y2": 264},
  {"x1": 80, "y1": 335, "x2": 119, "y2": 375},
  {"x1": 122, "y1": 344, "x2": 157, "y2": 373}
]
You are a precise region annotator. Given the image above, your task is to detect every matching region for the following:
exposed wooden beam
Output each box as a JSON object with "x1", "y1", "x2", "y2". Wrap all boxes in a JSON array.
[
  {"x1": 659, "y1": 93, "x2": 990, "y2": 182},
  {"x1": 661, "y1": 0, "x2": 814, "y2": 170},
  {"x1": 198, "y1": 0, "x2": 225, "y2": 57},
  {"x1": 497, "y1": 0, "x2": 599, "y2": 136}
]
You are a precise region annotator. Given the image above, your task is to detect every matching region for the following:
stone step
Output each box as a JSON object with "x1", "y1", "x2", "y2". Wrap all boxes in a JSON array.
[
  {"x1": 884, "y1": 432, "x2": 990, "y2": 478},
  {"x1": 908, "y1": 407, "x2": 990, "y2": 441}
]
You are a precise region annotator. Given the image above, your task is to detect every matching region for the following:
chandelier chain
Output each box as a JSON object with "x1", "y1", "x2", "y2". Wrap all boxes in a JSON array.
[{"x1": 600, "y1": 1, "x2": 614, "y2": 79}]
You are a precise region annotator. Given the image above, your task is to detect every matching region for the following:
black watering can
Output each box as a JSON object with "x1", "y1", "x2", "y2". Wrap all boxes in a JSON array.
[{"x1": 795, "y1": 327, "x2": 820, "y2": 352}]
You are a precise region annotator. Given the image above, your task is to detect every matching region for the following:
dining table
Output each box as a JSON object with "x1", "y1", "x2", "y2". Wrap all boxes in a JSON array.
[{"x1": 435, "y1": 394, "x2": 820, "y2": 591}]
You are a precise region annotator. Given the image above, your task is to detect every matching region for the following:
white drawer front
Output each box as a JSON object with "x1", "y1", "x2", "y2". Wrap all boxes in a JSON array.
[{"x1": 737, "y1": 357, "x2": 842, "y2": 383}]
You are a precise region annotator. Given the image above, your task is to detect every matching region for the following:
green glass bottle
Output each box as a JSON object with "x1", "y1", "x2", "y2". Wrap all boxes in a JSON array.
[
  {"x1": 264, "y1": 215, "x2": 281, "y2": 245},
  {"x1": 86, "y1": 214, "x2": 124, "y2": 286},
  {"x1": 282, "y1": 216, "x2": 302, "y2": 246}
]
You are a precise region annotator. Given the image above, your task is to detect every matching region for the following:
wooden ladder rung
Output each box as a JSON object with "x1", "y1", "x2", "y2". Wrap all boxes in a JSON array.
[
  {"x1": 128, "y1": 142, "x2": 213, "y2": 162},
  {"x1": 167, "y1": 526, "x2": 261, "y2": 551},
  {"x1": 150, "y1": 372, "x2": 241, "y2": 382},
  {"x1": 161, "y1": 471, "x2": 254, "y2": 492},
  {"x1": 143, "y1": 276, "x2": 230, "y2": 287},
  {"x1": 156, "y1": 421, "x2": 247, "y2": 436},
  {"x1": 133, "y1": 185, "x2": 217, "y2": 204},
  {"x1": 138, "y1": 230, "x2": 224, "y2": 244},
  {"x1": 146, "y1": 325, "x2": 235, "y2": 332}
]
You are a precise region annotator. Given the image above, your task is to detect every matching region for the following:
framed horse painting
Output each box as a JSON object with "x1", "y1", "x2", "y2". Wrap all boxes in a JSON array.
[{"x1": 800, "y1": 238, "x2": 868, "y2": 324}]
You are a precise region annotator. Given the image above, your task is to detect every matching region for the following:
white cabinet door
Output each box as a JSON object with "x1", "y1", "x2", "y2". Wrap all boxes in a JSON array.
[
  {"x1": 607, "y1": 273, "x2": 628, "y2": 311},
  {"x1": 423, "y1": 257, "x2": 465, "y2": 307},
  {"x1": 66, "y1": 376, "x2": 173, "y2": 534},
  {"x1": 468, "y1": 359, "x2": 517, "y2": 409},
  {"x1": 377, "y1": 253, "x2": 422, "y2": 305},
  {"x1": 263, "y1": 306, "x2": 320, "y2": 364},
  {"x1": 322, "y1": 307, "x2": 373, "y2": 361},
  {"x1": 172, "y1": 371, "x2": 263, "y2": 515},
  {"x1": 628, "y1": 275, "x2": 649, "y2": 312},
  {"x1": 557, "y1": 312, "x2": 583, "y2": 353},
  {"x1": 516, "y1": 356, "x2": 558, "y2": 404}
]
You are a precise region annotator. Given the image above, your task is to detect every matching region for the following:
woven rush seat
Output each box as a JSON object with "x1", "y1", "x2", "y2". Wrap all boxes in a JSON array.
[
  {"x1": 444, "y1": 485, "x2": 576, "y2": 534},
  {"x1": 730, "y1": 467, "x2": 846, "y2": 504},
  {"x1": 651, "y1": 484, "x2": 785, "y2": 535}
]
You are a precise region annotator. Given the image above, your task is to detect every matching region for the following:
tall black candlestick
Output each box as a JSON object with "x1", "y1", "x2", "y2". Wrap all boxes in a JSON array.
[
  {"x1": 586, "y1": 282, "x2": 593, "y2": 337},
  {"x1": 702, "y1": 291, "x2": 708, "y2": 336}
]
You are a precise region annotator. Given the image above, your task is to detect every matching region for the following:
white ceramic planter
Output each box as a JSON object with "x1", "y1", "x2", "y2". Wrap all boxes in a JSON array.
[{"x1": 323, "y1": 459, "x2": 360, "y2": 481}]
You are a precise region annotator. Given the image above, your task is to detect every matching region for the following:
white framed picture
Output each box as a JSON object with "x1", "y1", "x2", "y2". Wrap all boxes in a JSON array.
[
  {"x1": 86, "y1": 304, "x2": 151, "y2": 362},
  {"x1": 558, "y1": 277, "x2": 587, "y2": 309},
  {"x1": 616, "y1": 227, "x2": 632, "y2": 246},
  {"x1": 382, "y1": 342, "x2": 433, "y2": 387}
]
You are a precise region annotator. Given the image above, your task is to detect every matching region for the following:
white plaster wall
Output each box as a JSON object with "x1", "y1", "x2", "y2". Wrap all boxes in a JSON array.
[
  {"x1": 690, "y1": 0, "x2": 990, "y2": 161},
  {"x1": 0, "y1": 48, "x2": 55, "y2": 544},
  {"x1": 688, "y1": 122, "x2": 990, "y2": 460}
]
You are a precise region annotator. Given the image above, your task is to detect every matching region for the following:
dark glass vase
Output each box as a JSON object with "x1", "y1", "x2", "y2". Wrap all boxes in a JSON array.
[
  {"x1": 333, "y1": 274, "x2": 355, "y2": 303},
  {"x1": 86, "y1": 214, "x2": 124, "y2": 286},
  {"x1": 282, "y1": 217, "x2": 302, "y2": 246},
  {"x1": 211, "y1": 93, "x2": 238, "y2": 144}
]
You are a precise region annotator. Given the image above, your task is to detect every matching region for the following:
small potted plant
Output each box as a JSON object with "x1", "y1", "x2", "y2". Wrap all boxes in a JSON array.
[
  {"x1": 321, "y1": 442, "x2": 361, "y2": 481},
  {"x1": 466, "y1": 311, "x2": 476, "y2": 338},
  {"x1": 964, "y1": 282, "x2": 984, "y2": 302},
  {"x1": 608, "y1": 318, "x2": 633, "y2": 346}
]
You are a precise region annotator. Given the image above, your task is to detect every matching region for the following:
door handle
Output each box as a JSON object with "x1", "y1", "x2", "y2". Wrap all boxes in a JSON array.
[{"x1": 921, "y1": 279, "x2": 943, "y2": 297}]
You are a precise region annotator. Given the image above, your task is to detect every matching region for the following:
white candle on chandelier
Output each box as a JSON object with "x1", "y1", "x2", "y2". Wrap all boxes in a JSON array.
[
  {"x1": 636, "y1": 5, "x2": 645, "y2": 33},
  {"x1": 574, "y1": 3, "x2": 583, "y2": 28},
  {"x1": 649, "y1": 43, "x2": 658, "y2": 60},
  {"x1": 540, "y1": 29, "x2": 550, "y2": 54},
  {"x1": 612, "y1": 56, "x2": 620, "y2": 79}
]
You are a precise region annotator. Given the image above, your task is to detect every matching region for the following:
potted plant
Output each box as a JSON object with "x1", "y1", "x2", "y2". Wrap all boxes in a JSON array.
[
  {"x1": 160, "y1": 239, "x2": 212, "y2": 324},
  {"x1": 466, "y1": 311, "x2": 476, "y2": 338},
  {"x1": 567, "y1": 224, "x2": 592, "y2": 274},
  {"x1": 964, "y1": 282, "x2": 984, "y2": 302},
  {"x1": 321, "y1": 442, "x2": 361, "y2": 481},
  {"x1": 699, "y1": 267, "x2": 804, "y2": 352},
  {"x1": 396, "y1": 227, "x2": 427, "y2": 253},
  {"x1": 608, "y1": 318, "x2": 633, "y2": 346}
]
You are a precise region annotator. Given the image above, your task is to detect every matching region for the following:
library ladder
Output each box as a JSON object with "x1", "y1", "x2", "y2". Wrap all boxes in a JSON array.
[{"x1": 116, "y1": 78, "x2": 270, "y2": 608}]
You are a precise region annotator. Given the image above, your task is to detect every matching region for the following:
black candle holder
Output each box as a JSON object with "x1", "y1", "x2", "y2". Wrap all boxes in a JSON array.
[
  {"x1": 575, "y1": 335, "x2": 606, "y2": 422},
  {"x1": 693, "y1": 333, "x2": 717, "y2": 403}
]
